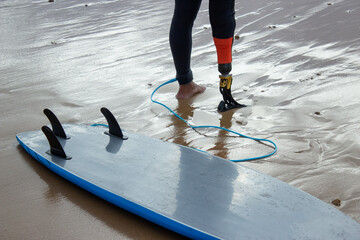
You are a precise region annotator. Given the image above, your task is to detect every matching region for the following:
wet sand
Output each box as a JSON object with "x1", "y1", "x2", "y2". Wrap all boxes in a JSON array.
[{"x1": 1, "y1": 0, "x2": 360, "y2": 239}]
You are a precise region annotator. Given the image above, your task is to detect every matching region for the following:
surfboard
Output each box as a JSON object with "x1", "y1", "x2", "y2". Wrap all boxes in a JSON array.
[{"x1": 16, "y1": 108, "x2": 360, "y2": 240}]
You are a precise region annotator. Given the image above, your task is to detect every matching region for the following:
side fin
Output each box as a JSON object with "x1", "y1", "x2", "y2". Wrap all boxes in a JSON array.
[
  {"x1": 43, "y1": 108, "x2": 69, "y2": 139},
  {"x1": 100, "y1": 107, "x2": 128, "y2": 139},
  {"x1": 41, "y1": 126, "x2": 71, "y2": 160}
]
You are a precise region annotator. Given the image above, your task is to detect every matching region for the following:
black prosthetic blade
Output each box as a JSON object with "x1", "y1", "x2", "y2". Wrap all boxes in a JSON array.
[{"x1": 218, "y1": 75, "x2": 246, "y2": 112}]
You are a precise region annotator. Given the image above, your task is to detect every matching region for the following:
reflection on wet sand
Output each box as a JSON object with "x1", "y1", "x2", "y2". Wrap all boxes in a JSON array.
[
  {"x1": 170, "y1": 99, "x2": 195, "y2": 147},
  {"x1": 171, "y1": 99, "x2": 235, "y2": 159},
  {"x1": 208, "y1": 111, "x2": 235, "y2": 159}
]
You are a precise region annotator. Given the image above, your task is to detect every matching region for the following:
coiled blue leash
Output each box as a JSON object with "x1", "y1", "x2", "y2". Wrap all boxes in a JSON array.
[{"x1": 151, "y1": 78, "x2": 277, "y2": 162}]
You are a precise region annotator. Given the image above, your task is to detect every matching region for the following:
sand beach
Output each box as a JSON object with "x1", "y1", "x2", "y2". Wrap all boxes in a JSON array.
[{"x1": 1, "y1": 0, "x2": 359, "y2": 239}]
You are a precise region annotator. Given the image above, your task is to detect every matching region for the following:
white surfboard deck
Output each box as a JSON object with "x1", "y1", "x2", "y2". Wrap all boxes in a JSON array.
[{"x1": 16, "y1": 123, "x2": 360, "y2": 240}]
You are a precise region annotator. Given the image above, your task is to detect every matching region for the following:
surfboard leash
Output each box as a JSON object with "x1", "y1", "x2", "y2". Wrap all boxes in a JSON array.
[{"x1": 150, "y1": 78, "x2": 277, "y2": 162}]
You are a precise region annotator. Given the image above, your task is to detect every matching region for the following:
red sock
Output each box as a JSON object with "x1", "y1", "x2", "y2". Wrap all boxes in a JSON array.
[{"x1": 213, "y1": 37, "x2": 233, "y2": 64}]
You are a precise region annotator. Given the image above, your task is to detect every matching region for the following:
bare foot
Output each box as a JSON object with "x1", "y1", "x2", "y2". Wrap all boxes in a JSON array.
[{"x1": 176, "y1": 81, "x2": 206, "y2": 99}]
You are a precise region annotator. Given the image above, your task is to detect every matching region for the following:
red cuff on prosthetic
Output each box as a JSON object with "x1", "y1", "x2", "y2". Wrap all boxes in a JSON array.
[{"x1": 213, "y1": 37, "x2": 233, "y2": 64}]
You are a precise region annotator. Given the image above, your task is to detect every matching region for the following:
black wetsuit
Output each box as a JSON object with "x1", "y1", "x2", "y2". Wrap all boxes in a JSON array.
[{"x1": 170, "y1": 0, "x2": 236, "y2": 85}]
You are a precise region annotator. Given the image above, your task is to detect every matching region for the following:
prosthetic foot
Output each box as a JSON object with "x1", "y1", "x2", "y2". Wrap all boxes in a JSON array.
[
  {"x1": 218, "y1": 74, "x2": 246, "y2": 112},
  {"x1": 217, "y1": 63, "x2": 246, "y2": 112}
]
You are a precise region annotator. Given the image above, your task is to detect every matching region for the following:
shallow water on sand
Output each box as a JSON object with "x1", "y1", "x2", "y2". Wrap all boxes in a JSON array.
[{"x1": 1, "y1": 0, "x2": 360, "y2": 239}]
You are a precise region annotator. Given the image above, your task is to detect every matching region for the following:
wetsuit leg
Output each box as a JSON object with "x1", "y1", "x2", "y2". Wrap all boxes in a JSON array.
[
  {"x1": 209, "y1": 0, "x2": 236, "y2": 73},
  {"x1": 170, "y1": 0, "x2": 202, "y2": 85},
  {"x1": 209, "y1": 0, "x2": 236, "y2": 39}
]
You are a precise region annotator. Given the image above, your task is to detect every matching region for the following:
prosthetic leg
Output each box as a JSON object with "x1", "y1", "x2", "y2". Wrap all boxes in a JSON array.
[{"x1": 214, "y1": 38, "x2": 246, "y2": 112}]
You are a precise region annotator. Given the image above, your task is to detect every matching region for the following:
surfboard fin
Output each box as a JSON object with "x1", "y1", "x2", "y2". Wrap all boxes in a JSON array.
[
  {"x1": 100, "y1": 107, "x2": 128, "y2": 140},
  {"x1": 41, "y1": 126, "x2": 71, "y2": 160},
  {"x1": 43, "y1": 108, "x2": 69, "y2": 139}
]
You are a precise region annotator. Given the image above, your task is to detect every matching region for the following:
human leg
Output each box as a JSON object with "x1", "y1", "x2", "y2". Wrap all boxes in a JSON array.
[
  {"x1": 170, "y1": 0, "x2": 202, "y2": 85},
  {"x1": 170, "y1": 0, "x2": 206, "y2": 99}
]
